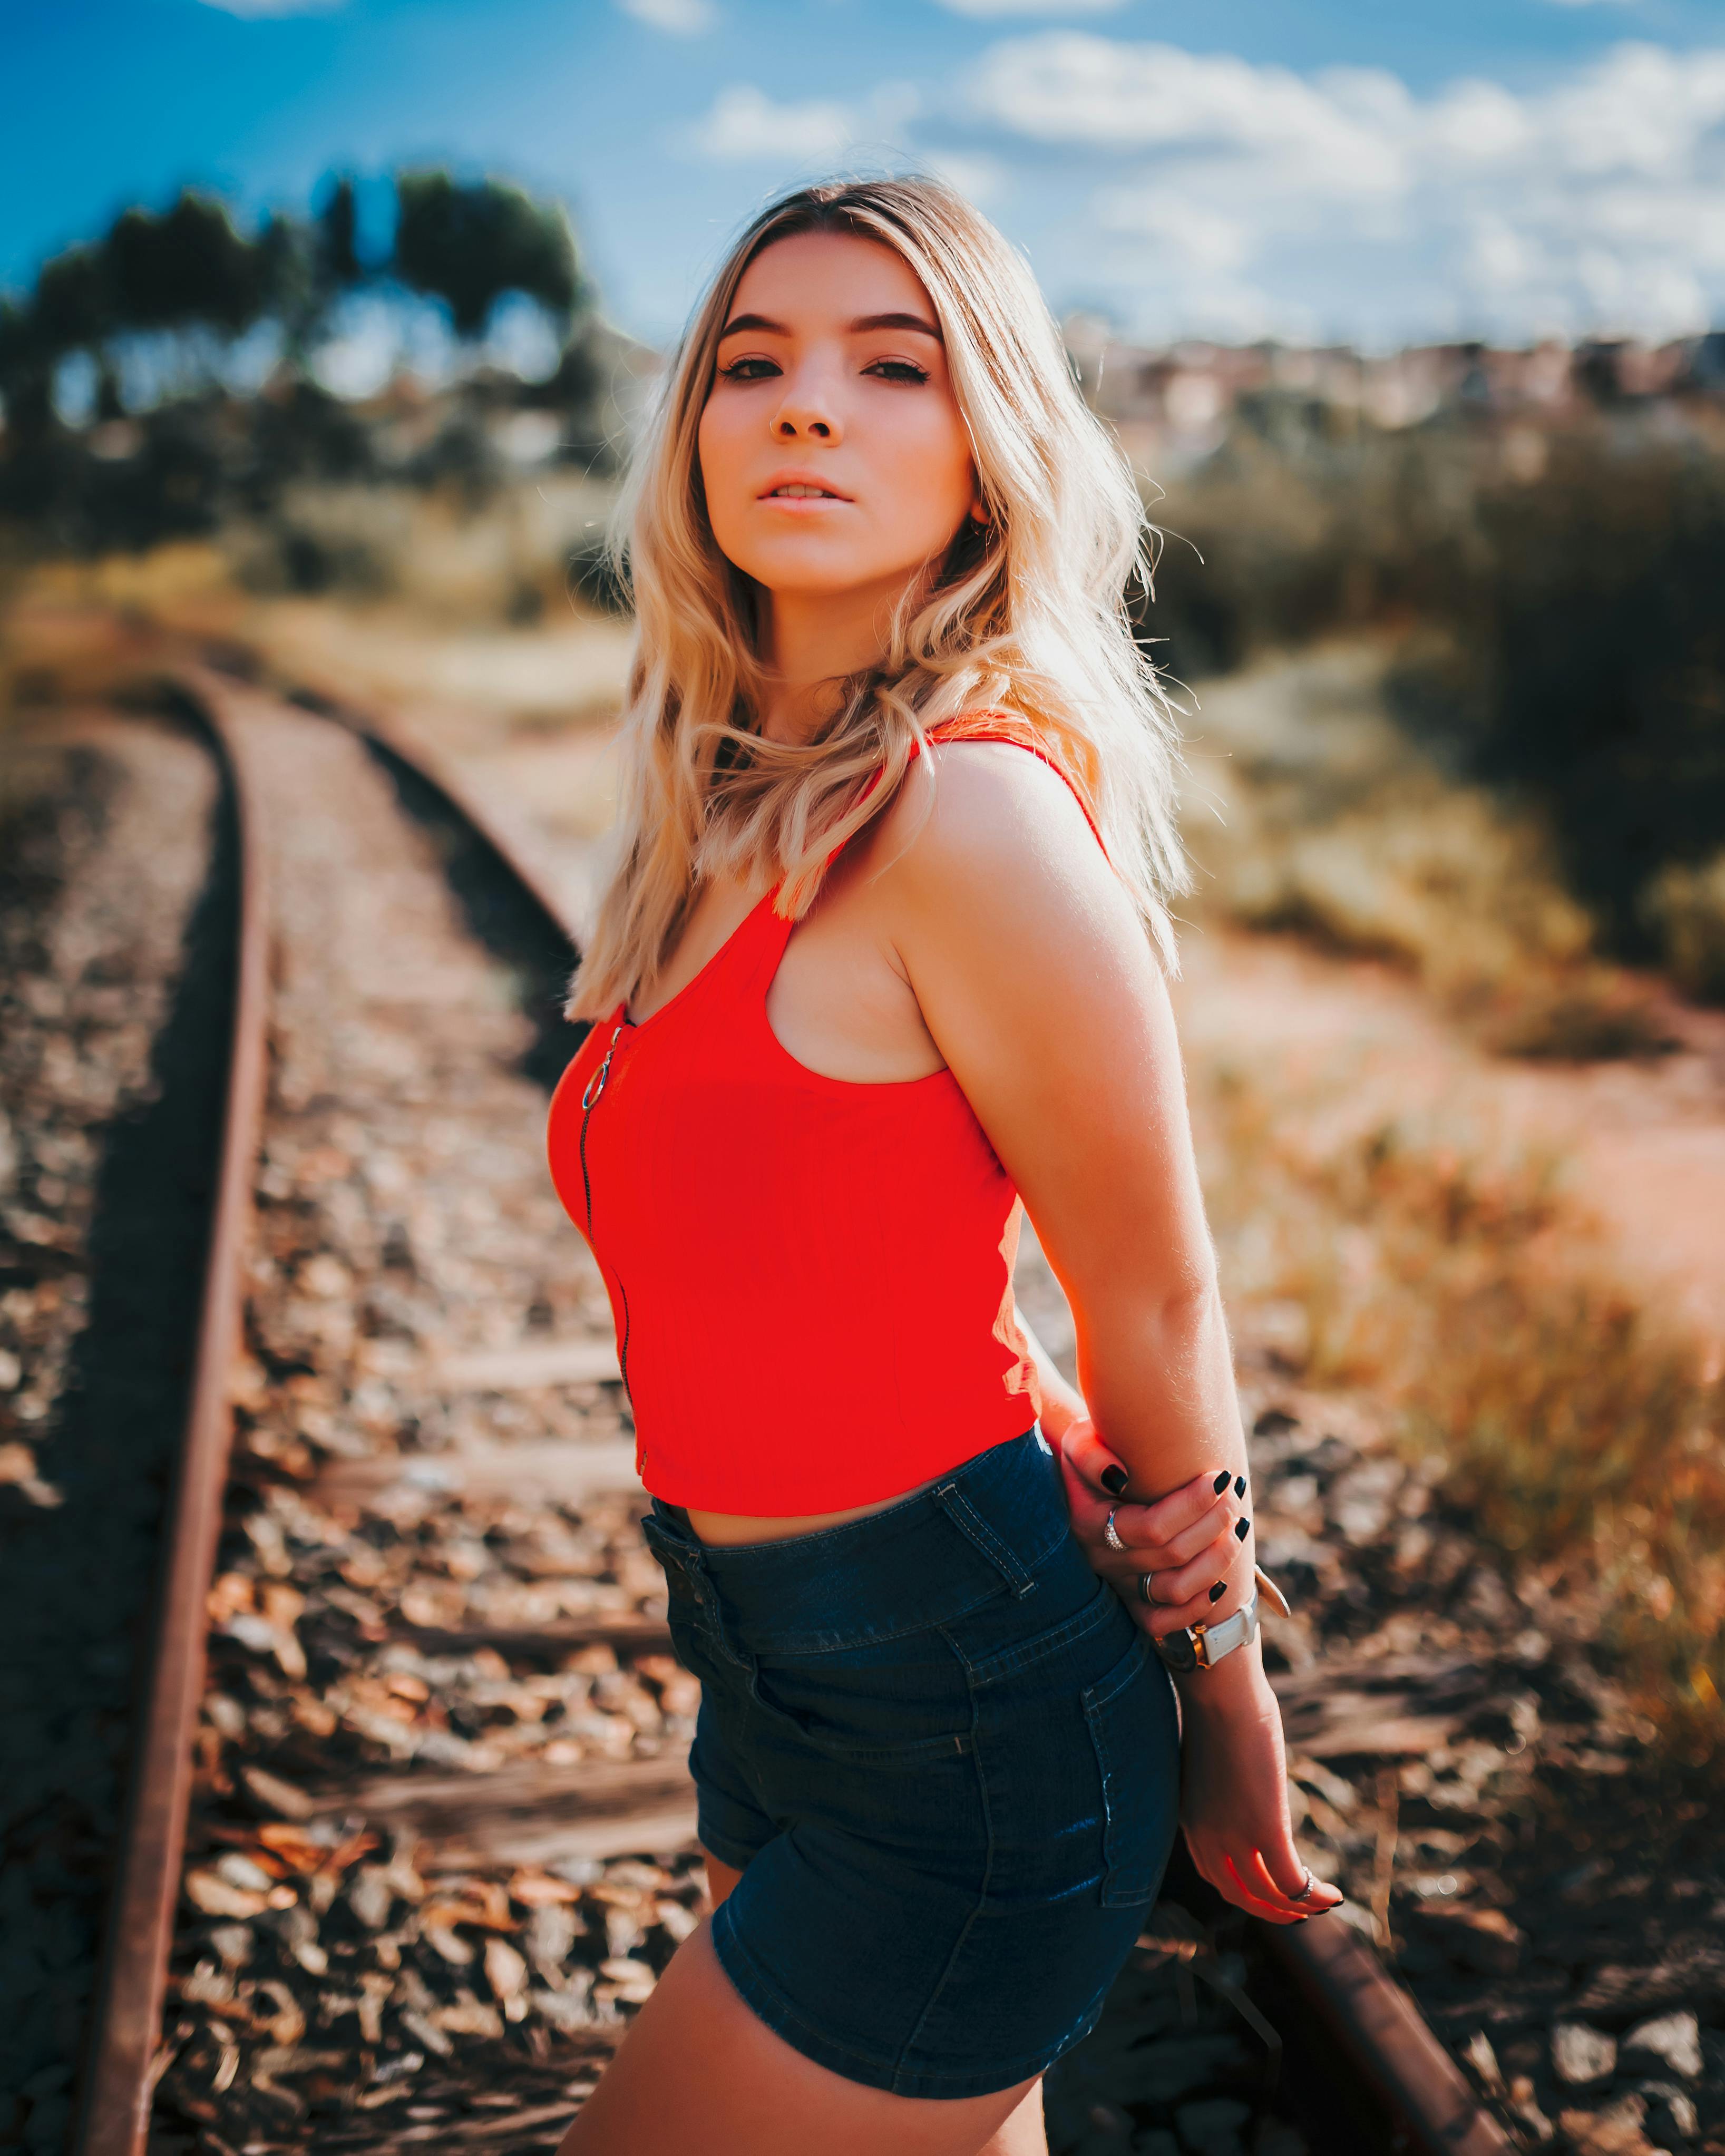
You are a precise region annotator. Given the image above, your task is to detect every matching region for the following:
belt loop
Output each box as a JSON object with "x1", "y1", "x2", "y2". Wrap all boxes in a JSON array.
[
  {"x1": 697, "y1": 1573, "x2": 757, "y2": 1678},
  {"x1": 644, "y1": 1517, "x2": 759, "y2": 1678},
  {"x1": 932, "y1": 1481, "x2": 1037, "y2": 1599}
]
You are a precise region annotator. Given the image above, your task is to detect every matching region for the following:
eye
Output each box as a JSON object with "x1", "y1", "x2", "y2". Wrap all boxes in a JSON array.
[
  {"x1": 717, "y1": 356, "x2": 781, "y2": 382},
  {"x1": 864, "y1": 358, "x2": 930, "y2": 385}
]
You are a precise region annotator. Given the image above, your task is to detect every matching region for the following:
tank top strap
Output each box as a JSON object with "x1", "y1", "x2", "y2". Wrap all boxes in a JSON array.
[
  {"x1": 721, "y1": 879, "x2": 797, "y2": 999},
  {"x1": 806, "y1": 709, "x2": 1108, "y2": 877},
  {"x1": 919, "y1": 709, "x2": 1110, "y2": 861}
]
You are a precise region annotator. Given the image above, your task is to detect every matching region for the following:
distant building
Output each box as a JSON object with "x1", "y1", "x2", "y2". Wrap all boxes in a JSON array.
[{"x1": 1064, "y1": 321, "x2": 1725, "y2": 478}]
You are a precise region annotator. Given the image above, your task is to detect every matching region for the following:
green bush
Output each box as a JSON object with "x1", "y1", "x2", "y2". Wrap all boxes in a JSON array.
[{"x1": 1139, "y1": 405, "x2": 1725, "y2": 994}]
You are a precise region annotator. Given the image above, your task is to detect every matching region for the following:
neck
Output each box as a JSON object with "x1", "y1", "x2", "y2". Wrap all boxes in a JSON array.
[{"x1": 756, "y1": 575, "x2": 911, "y2": 745}]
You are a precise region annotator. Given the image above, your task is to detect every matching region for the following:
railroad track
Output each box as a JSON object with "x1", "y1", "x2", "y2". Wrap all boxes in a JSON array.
[{"x1": 38, "y1": 663, "x2": 1520, "y2": 2156}]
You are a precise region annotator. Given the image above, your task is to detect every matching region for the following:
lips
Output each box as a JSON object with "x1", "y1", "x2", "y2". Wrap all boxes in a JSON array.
[{"x1": 757, "y1": 471, "x2": 853, "y2": 502}]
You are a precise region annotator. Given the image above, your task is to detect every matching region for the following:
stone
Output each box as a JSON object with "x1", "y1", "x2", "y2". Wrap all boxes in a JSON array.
[
  {"x1": 1553, "y1": 2022, "x2": 1619, "y2": 2089},
  {"x1": 1506, "y1": 2078, "x2": 1555, "y2": 2149},
  {"x1": 1635, "y1": 2081, "x2": 1699, "y2": 2145},
  {"x1": 1555, "y1": 2096, "x2": 1656, "y2": 2156},
  {"x1": 1416, "y1": 1906, "x2": 1525, "y2": 1977},
  {"x1": 1621, "y1": 2012, "x2": 1702, "y2": 2082},
  {"x1": 1460, "y1": 2030, "x2": 1504, "y2": 2093}
]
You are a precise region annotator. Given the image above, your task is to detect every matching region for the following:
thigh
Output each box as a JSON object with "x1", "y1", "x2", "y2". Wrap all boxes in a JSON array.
[
  {"x1": 979, "y1": 2081, "x2": 1049, "y2": 2156},
  {"x1": 703, "y1": 1847, "x2": 742, "y2": 1909},
  {"x1": 556, "y1": 1920, "x2": 1039, "y2": 2156}
]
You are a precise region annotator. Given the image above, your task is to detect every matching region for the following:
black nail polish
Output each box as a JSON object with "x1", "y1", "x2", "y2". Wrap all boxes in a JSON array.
[
  {"x1": 1212, "y1": 1469, "x2": 1231, "y2": 1494},
  {"x1": 1234, "y1": 1475, "x2": 1246, "y2": 1498},
  {"x1": 1209, "y1": 1580, "x2": 1227, "y2": 1603},
  {"x1": 1234, "y1": 1516, "x2": 1251, "y2": 1542},
  {"x1": 1101, "y1": 1465, "x2": 1128, "y2": 1496}
]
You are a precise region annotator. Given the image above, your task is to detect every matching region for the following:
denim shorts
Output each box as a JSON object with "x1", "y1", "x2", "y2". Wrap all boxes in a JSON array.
[{"x1": 640, "y1": 1425, "x2": 1182, "y2": 2100}]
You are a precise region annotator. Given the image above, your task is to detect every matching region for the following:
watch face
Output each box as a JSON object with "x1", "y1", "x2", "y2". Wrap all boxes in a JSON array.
[{"x1": 1156, "y1": 1628, "x2": 1200, "y2": 1674}]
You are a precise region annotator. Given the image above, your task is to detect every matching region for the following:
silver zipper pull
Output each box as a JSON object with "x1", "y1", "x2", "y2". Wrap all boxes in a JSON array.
[{"x1": 580, "y1": 1021, "x2": 625, "y2": 1111}]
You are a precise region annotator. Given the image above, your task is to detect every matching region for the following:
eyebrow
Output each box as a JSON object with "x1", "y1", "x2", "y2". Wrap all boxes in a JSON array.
[{"x1": 717, "y1": 309, "x2": 944, "y2": 343}]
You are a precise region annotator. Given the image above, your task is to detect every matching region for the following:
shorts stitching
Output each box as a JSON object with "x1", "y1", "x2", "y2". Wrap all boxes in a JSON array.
[
  {"x1": 957, "y1": 1575, "x2": 1117, "y2": 1688},
  {"x1": 895, "y1": 1645, "x2": 991, "y2": 2087},
  {"x1": 712, "y1": 1898, "x2": 907, "y2": 2077},
  {"x1": 714, "y1": 1887, "x2": 1091, "y2": 2099},
  {"x1": 727, "y1": 1579, "x2": 1006, "y2": 1660},
  {"x1": 695, "y1": 1818, "x2": 763, "y2": 1875},
  {"x1": 933, "y1": 1482, "x2": 1037, "y2": 1598}
]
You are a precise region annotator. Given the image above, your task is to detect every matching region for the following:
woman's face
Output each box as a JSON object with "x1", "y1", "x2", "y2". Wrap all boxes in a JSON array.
[{"x1": 697, "y1": 229, "x2": 982, "y2": 609}]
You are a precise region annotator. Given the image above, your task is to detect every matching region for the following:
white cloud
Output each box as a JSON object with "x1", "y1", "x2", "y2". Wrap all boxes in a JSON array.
[
  {"x1": 1093, "y1": 186, "x2": 1253, "y2": 272},
  {"x1": 195, "y1": 0, "x2": 343, "y2": 15},
  {"x1": 690, "y1": 85, "x2": 861, "y2": 162},
  {"x1": 617, "y1": 0, "x2": 716, "y2": 33},
  {"x1": 688, "y1": 82, "x2": 919, "y2": 164},
  {"x1": 968, "y1": 34, "x2": 1725, "y2": 342},
  {"x1": 934, "y1": 0, "x2": 1126, "y2": 16},
  {"x1": 970, "y1": 36, "x2": 1411, "y2": 192},
  {"x1": 913, "y1": 150, "x2": 1010, "y2": 205}
]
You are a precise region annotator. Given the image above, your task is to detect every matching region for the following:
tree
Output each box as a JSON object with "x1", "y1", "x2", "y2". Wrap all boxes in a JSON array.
[
  {"x1": 392, "y1": 172, "x2": 579, "y2": 340},
  {"x1": 103, "y1": 192, "x2": 269, "y2": 336},
  {"x1": 317, "y1": 176, "x2": 362, "y2": 289}
]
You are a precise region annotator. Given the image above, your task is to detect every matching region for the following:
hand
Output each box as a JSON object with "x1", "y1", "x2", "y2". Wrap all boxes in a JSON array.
[
  {"x1": 1056, "y1": 1416, "x2": 1249, "y2": 1641},
  {"x1": 1178, "y1": 1662, "x2": 1345, "y2": 1926}
]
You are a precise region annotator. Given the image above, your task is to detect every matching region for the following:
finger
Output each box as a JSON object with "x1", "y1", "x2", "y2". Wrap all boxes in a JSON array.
[
  {"x1": 1113, "y1": 1499, "x2": 1240, "y2": 1572},
  {"x1": 1240, "y1": 1846, "x2": 1341, "y2": 1916},
  {"x1": 1120, "y1": 1565, "x2": 1246, "y2": 1640},
  {"x1": 1145, "y1": 1544, "x2": 1246, "y2": 1611},
  {"x1": 1135, "y1": 1466, "x2": 1246, "y2": 1544},
  {"x1": 1059, "y1": 1422, "x2": 1130, "y2": 1505},
  {"x1": 1221, "y1": 1852, "x2": 1315, "y2": 1926},
  {"x1": 1138, "y1": 1589, "x2": 1224, "y2": 1641},
  {"x1": 1254, "y1": 1825, "x2": 1344, "y2": 1908}
]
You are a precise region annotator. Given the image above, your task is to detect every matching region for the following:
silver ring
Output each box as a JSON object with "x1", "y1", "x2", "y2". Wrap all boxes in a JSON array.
[
  {"x1": 1137, "y1": 1570, "x2": 1156, "y2": 1606},
  {"x1": 1103, "y1": 1507, "x2": 1126, "y2": 1554},
  {"x1": 1290, "y1": 1870, "x2": 1317, "y2": 1903}
]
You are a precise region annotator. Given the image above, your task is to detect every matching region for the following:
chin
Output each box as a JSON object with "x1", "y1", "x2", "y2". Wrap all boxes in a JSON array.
[{"x1": 743, "y1": 553, "x2": 892, "y2": 596}]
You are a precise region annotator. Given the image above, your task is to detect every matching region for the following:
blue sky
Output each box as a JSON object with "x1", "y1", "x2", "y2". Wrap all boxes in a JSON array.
[{"x1": 7, "y1": 0, "x2": 1725, "y2": 352}]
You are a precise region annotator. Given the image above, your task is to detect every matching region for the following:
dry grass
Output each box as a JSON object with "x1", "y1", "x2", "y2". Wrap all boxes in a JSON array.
[
  {"x1": 1181, "y1": 642, "x2": 1675, "y2": 1060},
  {"x1": 1192, "y1": 1052, "x2": 1725, "y2": 1754},
  {"x1": 0, "y1": 493, "x2": 634, "y2": 739},
  {"x1": 1643, "y1": 850, "x2": 1725, "y2": 1005}
]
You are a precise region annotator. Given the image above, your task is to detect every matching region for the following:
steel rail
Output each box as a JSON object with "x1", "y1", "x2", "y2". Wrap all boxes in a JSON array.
[
  {"x1": 70, "y1": 664, "x2": 588, "y2": 2155},
  {"x1": 73, "y1": 670, "x2": 273, "y2": 2156},
  {"x1": 287, "y1": 680, "x2": 587, "y2": 950},
  {"x1": 1257, "y1": 1901, "x2": 1513, "y2": 2152}
]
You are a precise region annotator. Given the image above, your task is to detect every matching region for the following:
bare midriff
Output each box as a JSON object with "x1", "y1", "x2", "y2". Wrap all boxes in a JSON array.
[{"x1": 683, "y1": 1470, "x2": 947, "y2": 1547}]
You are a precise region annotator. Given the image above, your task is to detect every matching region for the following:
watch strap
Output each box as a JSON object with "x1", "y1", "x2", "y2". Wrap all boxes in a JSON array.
[{"x1": 1153, "y1": 1585, "x2": 1260, "y2": 1674}]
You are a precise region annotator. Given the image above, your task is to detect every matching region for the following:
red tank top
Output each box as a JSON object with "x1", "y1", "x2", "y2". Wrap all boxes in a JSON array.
[{"x1": 544, "y1": 715, "x2": 1108, "y2": 1514}]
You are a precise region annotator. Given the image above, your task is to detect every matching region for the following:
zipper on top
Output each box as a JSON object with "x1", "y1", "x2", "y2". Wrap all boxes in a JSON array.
[{"x1": 577, "y1": 1019, "x2": 632, "y2": 1406}]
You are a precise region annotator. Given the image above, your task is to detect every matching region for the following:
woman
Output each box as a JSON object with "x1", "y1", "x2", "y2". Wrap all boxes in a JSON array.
[{"x1": 547, "y1": 177, "x2": 1340, "y2": 2156}]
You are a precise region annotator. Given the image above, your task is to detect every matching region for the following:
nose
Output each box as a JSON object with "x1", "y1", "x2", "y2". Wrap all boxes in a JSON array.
[{"x1": 769, "y1": 365, "x2": 843, "y2": 444}]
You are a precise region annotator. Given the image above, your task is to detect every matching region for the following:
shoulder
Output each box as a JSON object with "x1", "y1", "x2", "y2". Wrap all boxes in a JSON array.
[{"x1": 874, "y1": 729, "x2": 1113, "y2": 909}]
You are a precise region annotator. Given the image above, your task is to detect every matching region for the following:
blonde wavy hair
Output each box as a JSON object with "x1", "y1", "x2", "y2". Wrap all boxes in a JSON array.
[{"x1": 565, "y1": 174, "x2": 1188, "y2": 1022}]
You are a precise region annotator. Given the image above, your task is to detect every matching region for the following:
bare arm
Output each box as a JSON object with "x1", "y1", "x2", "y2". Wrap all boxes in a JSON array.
[
  {"x1": 880, "y1": 742, "x2": 1339, "y2": 1924},
  {"x1": 1017, "y1": 1308, "x2": 1255, "y2": 1640}
]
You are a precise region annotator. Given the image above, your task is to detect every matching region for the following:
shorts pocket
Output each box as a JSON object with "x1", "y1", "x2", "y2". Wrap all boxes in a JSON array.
[
  {"x1": 958, "y1": 1573, "x2": 1117, "y2": 1689},
  {"x1": 746, "y1": 1630, "x2": 975, "y2": 1764},
  {"x1": 1083, "y1": 1635, "x2": 1174, "y2": 1907},
  {"x1": 751, "y1": 1683, "x2": 972, "y2": 1764}
]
